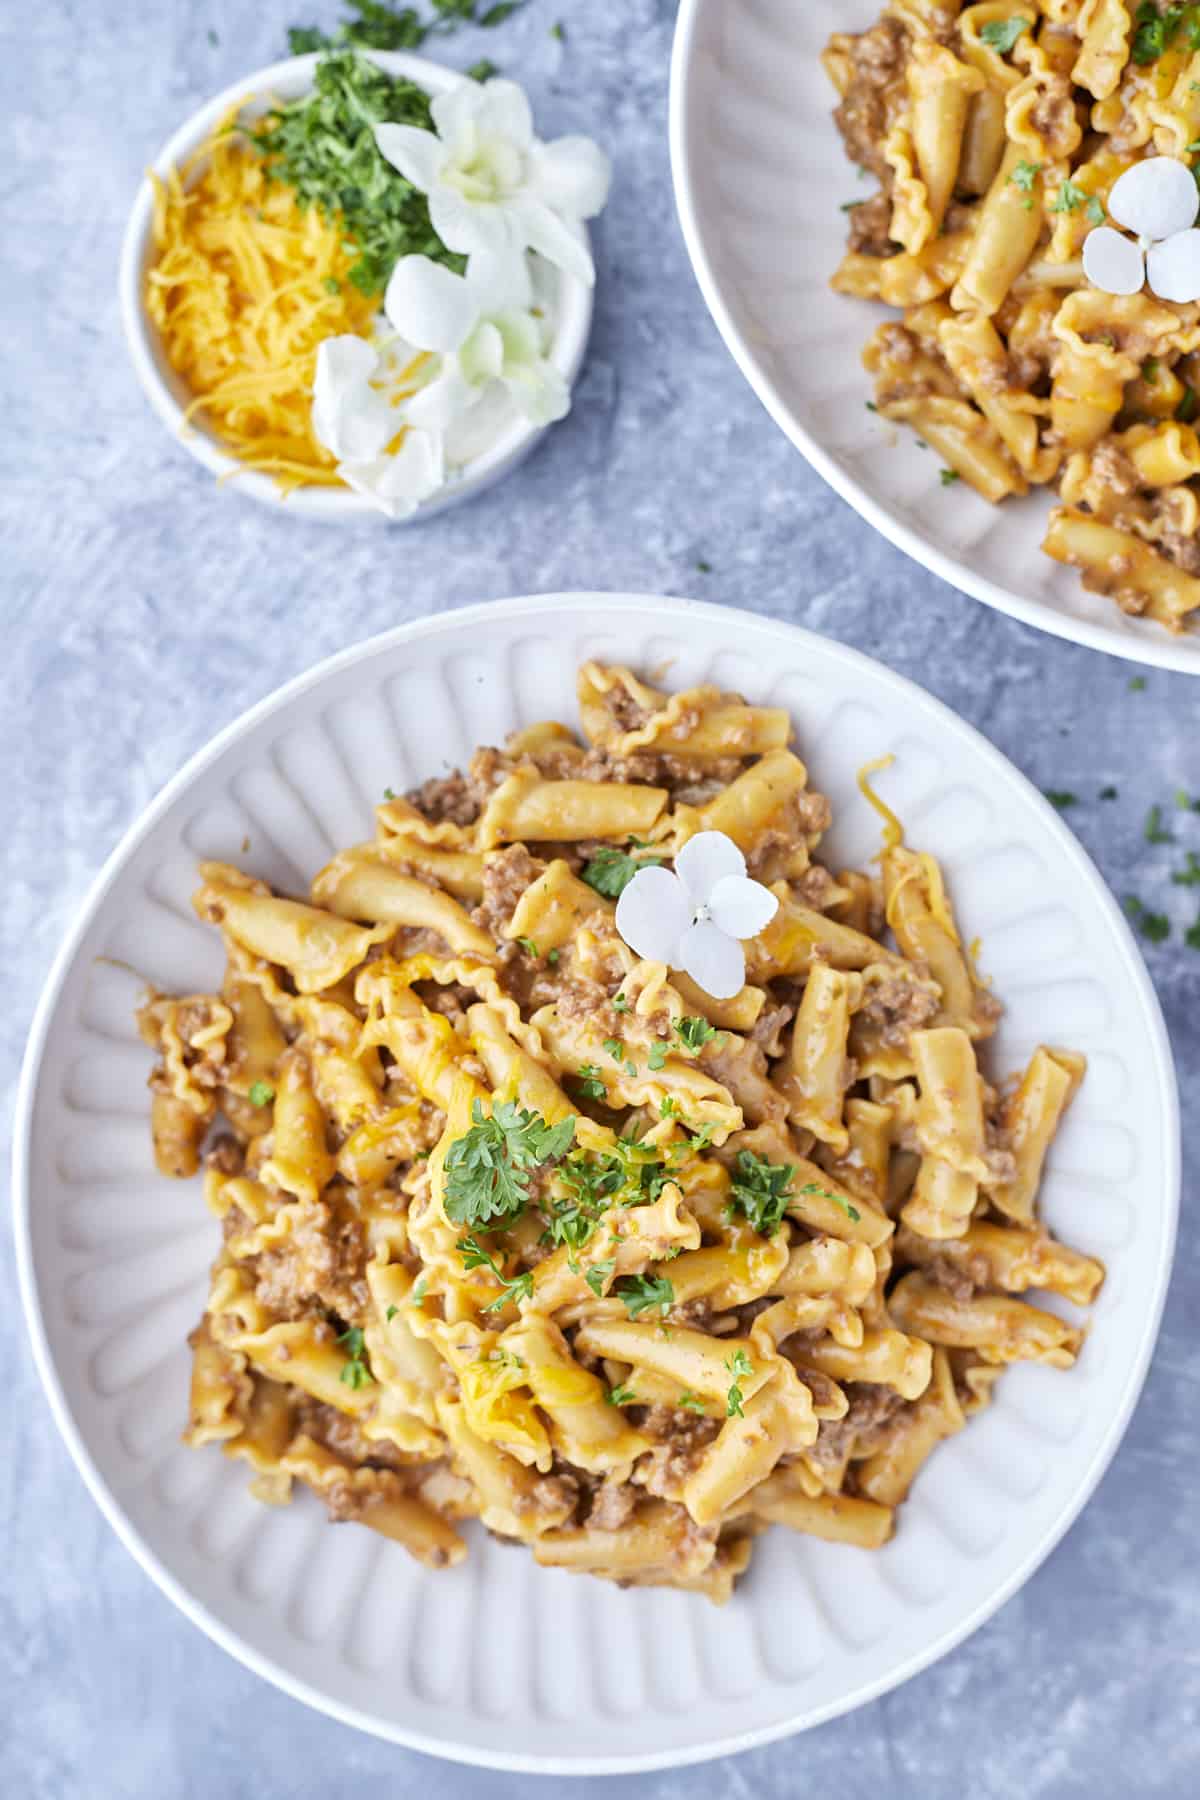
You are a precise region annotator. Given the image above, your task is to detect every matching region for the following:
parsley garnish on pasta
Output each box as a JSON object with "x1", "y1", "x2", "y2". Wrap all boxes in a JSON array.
[{"x1": 443, "y1": 1100, "x2": 575, "y2": 1226}]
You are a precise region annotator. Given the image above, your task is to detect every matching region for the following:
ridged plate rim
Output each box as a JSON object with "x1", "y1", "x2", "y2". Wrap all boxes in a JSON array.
[
  {"x1": 668, "y1": 0, "x2": 1200, "y2": 676},
  {"x1": 13, "y1": 592, "x2": 1181, "y2": 1773}
]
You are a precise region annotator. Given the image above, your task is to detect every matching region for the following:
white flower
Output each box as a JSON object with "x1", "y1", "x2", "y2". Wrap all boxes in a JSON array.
[
  {"x1": 374, "y1": 76, "x2": 610, "y2": 288},
  {"x1": 384, "y1": 251, "x2": 569, "y2": 429},
  {"x1": 312, "y1": 335, "x2": 444, "y2": 518},
  {"x1": 614, "y1": 832, "x2": 779, "y2": 1000},
  {"x1": 1083, "y1": 157, "x2": 1200, "y2": 302}
]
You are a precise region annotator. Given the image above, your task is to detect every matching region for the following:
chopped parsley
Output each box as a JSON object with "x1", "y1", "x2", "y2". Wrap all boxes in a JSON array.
[
  {"x1": 547, "y1": 948, "x2": 560, "y2": 965},
  {"x1": 338, "y1": 1324, "x2": 374, "y2": 1389},
  {"x1": 979, "y1": 16, "x2": 1031, "y2": 52},
  {"x1": 1044, "y1": 790, "x2": 1079, "y2": 810},
  {"x1": 1172, "y1": 851, "x2": 1200, "y2": 886},
  {"x1": 385, "y1": 1304, "x2": 399, "y2": 1321},
  {"x1": 799, "y1": 1179, "x2": 861, "y2": 1223},
  {"x1": 1129, "y1": 676, "x2": 1147, "y2": 692},
  {"x1": 550, "y1": 20, "x2": 564, "y2": 40},
  {"x1": 1009, "y1": 159, "x2": 1042, "y2": 209},
  {"x1": 575, "y1": 1065, "x2": 607, "y2": 1101},
  {"x1": 251, "y1": 49, "x2": 462, "y2": 296},
  {"x1": 611, "y1": 991, "x2": 629, "y2": 1013},
  {"x1": 323, "y1": 275, "x2": 342, "y2": 294},
  {"x1": 383, "y1": 785, "x2": 396, "y2": 800},
  {"x1": 725, "y1": 1348, "x2": 753, "y2": 1419},
  {"x1": 1145, "y1": 804, "x2": 1174, "y2": 844},
  {"x1": 1125, "y1": 896, "x2": 1170, "y2": 942},
  {"x1": 647, "y1": 1040, "x2": 669, "y2": 1072},
  {"x1": 675, "y1": 1015, "x2": 722, "y2": 1053},
  {"x1": 1099, "y1": 785, "x2": 1119, "y2": 800},
  {"x1": 289, "y1": 0, "x2": 524, "y2": 56},
  {"x1": 617, "y1": 1274, "x2": 675, "y2": 1318},
  {"x1": 1086, "y1": 196, "x2": 1106, "y2": 226},
  {"x1": 580, "y1": 845, "x2": 666, "y2": 899},
  {"x1": 1143, "y1": 358, "x2": 1160, "y2": 384},
  {"x1": 409, "y1": 1277, "x2": 427, "y2": 1308},
  {"x1": 660, "y1": 1097, "x2": 679, "y2": 1119},
  {"x1": 516, "y1": 936, "x2": 540, "y2": 956},
  {"x1": 606, "y1": 1383, "x2": 637, "y2": 1406},
  {"x1": 443, "y1": 1098, "x2": 575, "y2": 1227},
  {"x1": 939, "y1": 468, "x2": 960, "y2": 487},
  {"x1": 865, "y1": 400, "x2": 879, "y2": 412},
  {"x1": 1051, "y1": 177, "x2": 1088, "y2": 215},
  {"x1": 677, "y1": 1390, "x2": 706, "y2": 1413},
  {"x1": 247, "y1": 1080, "x2": 275, "y2": 1108},
  {"x1": 585, "y1": 1256, "x2": 616, "y2": 1297},
  {"x1": 1187, "y1": 917, "x2": 1200, "y2": 949},
  {"x1": 1130, "y1": 1, "x2": 1200, "y2": 65},
  {"x1": 603, "y1": 1037, "x2": 624, "y2": 1062},
  {"x1": 1176, "y1": 788, "x2": 1197, "y2": 811},
  {"x1": 457, "y1": 1233, "x2": 534, "y2": 1311},
  {"x1": 466, "y1": 58, "x2": 498, "y2": 81},
  {"x1": 1178, "y1": 384, "x2": 1199, "y2": 424},
  {"x1": 696, "y1": 559, "x2": 712, "y2": 573},
  {"x1": 727, "y1": 1150, "x2": 794, "y2": 1235}
]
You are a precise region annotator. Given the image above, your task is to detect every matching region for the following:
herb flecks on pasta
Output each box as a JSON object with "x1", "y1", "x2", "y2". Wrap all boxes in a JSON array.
[
  {"x1": 137, "y1": 661, "x2": 1103, "y2": 1603},
  {"x1": 825, "y1": 3, "x2": 1200, "y2": 634}
]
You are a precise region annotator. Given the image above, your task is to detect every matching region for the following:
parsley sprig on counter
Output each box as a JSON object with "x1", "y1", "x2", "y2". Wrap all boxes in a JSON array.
[
  {"x1": 250, "y1": 49, "x2": 462, "y2": 295},
  {"x1": 289, "y1": 0, "x2": 523, "y2": 57},
  {"x1": 443, "y1": 1099, "x2": 576, "y2": 1226}
]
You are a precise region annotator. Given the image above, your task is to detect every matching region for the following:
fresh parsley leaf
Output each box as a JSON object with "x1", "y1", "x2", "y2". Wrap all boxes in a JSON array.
[
  {"x1": 586, "y1": 1256, "x2": 616, "y2": 1297},
  {"x1": 550, "y1": 19, "x2": 564, "y2": 39},
  {"x1": 727, "y1": 1150, "x2": 794, "y2": 1235},
  {"x1": 675, "y1": 1015, "x2": 722, "y2": 1053},
  {"x1": 647, "y1": 1040, "x2": 669, "y2": 1072},
  {"x1": 580, "y1": 846, "x2": 666, "y2": 899},
  {"x1": 385, "y1": 1304, "x2": 399, "y2": 1321},
  {"x1": 660, "y1": 1096, "x2": 679, "y2": 1119},
  {"x1": 1143, "y1": 358, "x2": 1160, "y2": 384},
  {"x1": 677, "y1": 1390, "x2": 706, "y2": 1413},
  {"x1": 248, "y1": 1080, "x2": 275, "y2": 1107},
  {"x1": 1099, "y1": 785, "x2": 1119, "y2": 800},
  {"x1": 939, "y1": 467, "x2": 960, "y2": 487},
  {"x1": 1176, "y1": 788, "x2": 1195, "y2": 811},
  {"x1": 207, "y1": 27, "x2": 220, "y2": 46},
  {"x1": 338, "y1": 1324, "x2": 374, "y2": 1388},
  {"x1": 696, "y1": 559, "x2": 712, "y2": 573},
  {"x1": 1145, "y1": 804, "x2": 1174, "y2": 844},
  {"x1": 1186, "y1": 917, "x2": 1200, "y2": 949},
  {"x1": 1140, "y1": 910, "x2": 1171, "y2": 943},
  {"x1": 1010, "y1": 158, "x2": 1042, "y2": 208},
  {"x1": 1130, "y1": 0, "x2": 1199, "y2": 63},
  {"x1": 980, "y1": 16, "x2": 1030, "y2": 52},
  {"x1": 251, "y1": 49, "x2": 463, "y2": 296},
  {"x1": 323, "y1": 275, "x2": 342, "y2": 295},
  {"x1": 866, "y1": 400, "x2": 879, "y2": 412},
  {"x1": 724, "y1": 1347, "x2": 753, "y2": 1418},
  {"x1": 575, "y1": 1064, "x2": 607, "y2": 1101},
  {"x1": 1129, "y1": 676, "x2": 1146, "y2": 691},
  {"x1": 1086, "y1": 196, "x2": 1106, "y2": 226},
  {"x1": 458, "y1": 1232, "x2": 534, "y2": 1310},
  {"x1": 479, "y1": 1, "x2": 519, "y2": 22},
  {"x1": 443, "y1": 1099, "x2": 576, "y2": 1226},
  {"x1": 547, "y1": 947, "x2": 560, "y2": 965},
  {"x1": 466, "y1": 57, "x2": 498, "y2": 81},
  {"x1": 1172, "y1": 851, "x2": 1200, "y2": 886},
  {"x1": 611, "y1": 991, "x2": 629, "y2": 1013},
  {"x1": 383, "y1": 785, "x2": 396, "y2": 799},
  {"x1": 604, "y1": 1037, "x2": 624, "y2": 1062},
  {"x1": 623, "y1": 1059, "x2": 637, "y2": 1079},
  {"x1": 516, "y1": 936, "x2": 539, "y2": 956},
  {"x1": 1044, "y1": 789, "x2": 1079, "y2": 810},
  {"x1": 1178, "y1": 383, "x2": 1199, "y2": 423},
  {"x1": 617, "y1": 1274, "x2": 675, "y2": 1318},
  {"x1": 606, "y1": 1383, "x2": 637, "y2": 1406},
  {"x1": 409, "y1": 1277, "x2": 427, "y2": 1307},
  {"x1": 1051, "y1": 176, "x2": 1089, "y2": 215},
  {"x1": 799, "y1": 1179, "x2": 861, "y2": 1223}
]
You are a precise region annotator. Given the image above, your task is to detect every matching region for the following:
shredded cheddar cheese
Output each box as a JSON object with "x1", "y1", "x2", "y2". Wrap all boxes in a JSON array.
[
  {"x1": 856, "y1": 755, "x2": 904, "y2": 851},
  {"x1": 146, "y1": 111, "x2": 378, "y2": 492}
]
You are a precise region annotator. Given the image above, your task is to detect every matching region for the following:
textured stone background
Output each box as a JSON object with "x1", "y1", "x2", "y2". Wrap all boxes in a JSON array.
[{"x1": 3, "y1": 2, "x2": 1198, "y2": 1794}]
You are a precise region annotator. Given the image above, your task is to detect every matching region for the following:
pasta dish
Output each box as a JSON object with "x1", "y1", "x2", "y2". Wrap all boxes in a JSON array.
[
  {"x1": 826, "y1": 2, "x2": 1200, "y2": 633},
  {"x1": 138, "y1": 661, "x2": 1103, "y2": 1602}
]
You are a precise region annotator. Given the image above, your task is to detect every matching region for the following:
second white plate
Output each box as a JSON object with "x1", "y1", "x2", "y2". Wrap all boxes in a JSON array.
[
  {"x1": 669, "y1": 0, "x2": 1200, "y2": 673},
  {"x1": 14, "y1": 594, "x2": 1179, "y2": 1771}
]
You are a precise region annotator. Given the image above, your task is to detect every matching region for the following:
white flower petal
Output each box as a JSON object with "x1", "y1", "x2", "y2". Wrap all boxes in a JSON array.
[
  {"x1": 675, "y1": 831, "x2": 747, "y2": 904},
  {"x1": 311, "y1": 336, "x2": 393, "y2": 464},
  {"x1": 677, "y1": 921, "x2": 745, "y2": 1001},
  {"x1": 460, "y1": 319, "x2": 505, "y2": 386},
  {"x1": 432, "y1": 78, "x2": 533, "y2": 154},
  {"x1": 338, "y1": 429, "x2": 444, "y2": 519},
  {"x1": 1109, "y1": 155, "x2": 1199, "y2": 242},
  {"x1": 1147, "y1": 228, "x2": 1200, "y2": 302},
  {"x1": 429, "y1": 184, "x2": 511, "y2": 260},
  {"x1": 443, "y1": 381, "x2": 516, "y2": 466},
  {"x1": 614, "y1": 867, "x2": 692, "y2": 964},
  {"x1": 384, "y1": 254, "x2": 481, "y2": 352},
  {"x1": 402, "y1": 362, "x2": 481, "y2": 431},
  {"x1": 510, "y1": 194, "x2": 595, "y2": 285},
  {"x1": 1082, "y1": 225, "x2": 1145, "y2": 297},
  {"x1": 465, "y1": 245, "x2": 534, "y2": 313},
  {"x1": 503, "y1": 356, "x2": 570, "y2": 425},
  {"x1": 529, "y1": 135, "x2": 612, "y2": 220},
  {"x1": 374, "y1": 123, "x2": 444, "y2": 196},
  {"x1": 707, "y1": 875, "x2": 779, "y2": 941}
]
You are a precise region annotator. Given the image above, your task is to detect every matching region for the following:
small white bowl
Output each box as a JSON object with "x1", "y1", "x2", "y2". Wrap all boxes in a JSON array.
[{"x1": 118, "y1": 51, "x2": 595, "y2": 523}]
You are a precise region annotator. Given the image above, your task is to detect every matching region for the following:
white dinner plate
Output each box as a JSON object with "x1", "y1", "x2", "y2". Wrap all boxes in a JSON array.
[
  {"x1": 669, "y1": 0, "x2": 1200, "y2": 674},
  {"x1": 14, "y1": 594, "x2": 1179, "y2": 1772}
]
